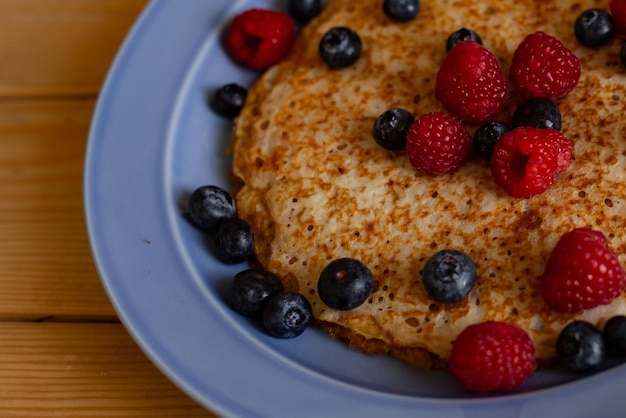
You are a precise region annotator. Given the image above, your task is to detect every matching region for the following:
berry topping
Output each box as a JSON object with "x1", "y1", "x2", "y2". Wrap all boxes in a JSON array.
[
  {"x1": 318, "y1": 258, "x2": 373, "y2": 310},
  {"x1": 383, "y1": 0, "x2": 421, "y2": 22},
  {"x1": 449, "y1": 321, "x2": 535, "y2": 392},
  {"x1": 231, "y1": 269, "x2": 284, "y2": 317},
  {"x1": 490, "y1": 127, "x2": 572, "y2": 198},
  {"x1": 512, "y1": 97, "x2": 562, "y2": 131},
  {"x1": 557, "y1": 320, "x2": 605, "y2": 372},
  {"x1": 214, "y1": 217, "x2": 255, "y2": 264},
  {"x1": 187, "y1": 185, "x2": 237, "y2": 231},
  {"x1": 603, "y1": 315, "x2": 626, "y2": 356},
  {"x1": 574, "y1": 9, "x2": 616, "y2": 48},
  {"x1": 445, "y1": 28, "x2": 483, "y2": 52},
  {"x1": 610, "y1": 0, "x2": 626, "y2": 34},
  {"x1": 319, "y1": 26, "x2": 362, "y2": 69},
  {"x1": 541, "y1": 227, "x2": 626, "y2": 313},
  {"x1": 288, "y1": 0, "x2": 328, "y2": 24},
  {"x1": 422, "y1": 250, "x2": 476, "y2": 303},
  {"x1": 226, "y1": 8, "x2": 295, "y2": 71},
  {"x1": 262, "y1": 291, "x2": 312, "y2": 338},
  {"x1": 373, "y1": 107, "x2": 415, "y2": 150},
  {"x1": 406, "y1": 112, "x2": 473, "y2": 175},
  {"x1": 211, "y1": 83, "x2": 248, "y2": 118},
  {"x1": 435, "y1": 41, "x2": 508, "y2": 124},
  {"x1": 509, "y1": 31, "x2": 581, "y2": 99},
  {"x1": 473, "y1": 121, "x2": 511, "y2": 160}
]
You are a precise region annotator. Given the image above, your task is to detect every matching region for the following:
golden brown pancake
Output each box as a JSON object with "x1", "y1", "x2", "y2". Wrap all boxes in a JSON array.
[{"x1": 231, "y1": 0, "x2": 626, "y2": 368}]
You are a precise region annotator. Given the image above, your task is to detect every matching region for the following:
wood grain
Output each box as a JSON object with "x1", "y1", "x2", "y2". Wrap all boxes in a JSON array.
[{"x1": 0, "y1": 322, "x2": 214, "y2": 417}]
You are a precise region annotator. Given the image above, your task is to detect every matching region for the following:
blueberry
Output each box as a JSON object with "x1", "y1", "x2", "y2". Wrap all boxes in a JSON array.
[
  {"x1": 288, "y1": 0, "x2": 328, "y2": 24},
  {"x1": 214, "y1": 217, "x2": 254, "y2": 264},
  {"x1": 574, "y1": 8, "x2": 615, "y2": 48},
  {"x1": 210, "y1": 83, "x2": 247, "y2": 118},
  {"x1": 446, "y1": 28, "x2": 483, "y2": 52},
  {"x1": 373, "y1": 108, "x2": 414, "y2": 150},
  {"x1": 318, "y1": 258, "x2": 373, "y2": 310},
  {"x1": 262, "y1": 291, "x2": 312, "y2": 338},
  {"x1": 473, "y1": 121, "x2": 511, "y2": 160},
  {"x1": 319, "y1": 27, "x2": 362, "y2": 69},
  {"x1": 187, "y1": 185, "x2": 237, "y2": 231},
  {"x1": 422, "y1": 250, "x2": 476, "y2": 303},
  {"x1": 603, "y1": 315, "x2": 626, "y2": 356},
  {"x1": 512, "y1": 97, "x2": 562, "y2": 131},
  {"x1": 383, "y1": 0, "x2": 421, "y2": 22},
  {"x1": 557, "y1": 320, "x2": 605, "y2": 372},
  {"x1": 231, "y1": 269, "x2": 284, "y2": 317}
]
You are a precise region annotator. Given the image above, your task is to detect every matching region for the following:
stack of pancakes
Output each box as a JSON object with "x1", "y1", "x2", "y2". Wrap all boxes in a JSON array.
[{"x1": 232, "y1": 0, "x2": 626, "y2": 368}]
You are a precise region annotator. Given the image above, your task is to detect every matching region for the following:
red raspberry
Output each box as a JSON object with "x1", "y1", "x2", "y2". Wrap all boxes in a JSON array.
[
  {"x1": 611, "y1": 0, "x2": 626, "y2": 36},
  {"x1": 449, "y1": 321, "x2": 535, "y2": 393},
  {"x1": 435, "y1": 41, "x2": 508, "y2": 125},
  {"x1": 541, "y1": 227, "x2": 626, "y2": 313},
  {"x1": 226, "y1": 9, "x2": 295, "y2": 71},
  {"x1": 406, "y1": 112, "x2": 472, "y2": 175},
  {"x1": 509, "y1": 31, "x2": 581, "y2": 99},
  {"x1": 490, "y1": 127, "x2": 572, "y2": 198}
]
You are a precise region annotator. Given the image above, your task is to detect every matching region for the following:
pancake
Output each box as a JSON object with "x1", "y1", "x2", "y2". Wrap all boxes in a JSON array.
[{"x1": 231, "y1": 0, "x2": 626, "y2": 368}]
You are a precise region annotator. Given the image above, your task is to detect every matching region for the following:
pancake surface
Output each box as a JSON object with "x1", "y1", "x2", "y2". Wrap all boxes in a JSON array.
[{"x1": 232, "y1": 0, "x2": 626, "y2": 367}]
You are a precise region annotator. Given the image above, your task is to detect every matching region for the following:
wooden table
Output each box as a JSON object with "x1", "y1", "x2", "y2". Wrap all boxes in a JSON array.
[{"x1": 0, "y1": 1, "x2": 216, "y2": 416}]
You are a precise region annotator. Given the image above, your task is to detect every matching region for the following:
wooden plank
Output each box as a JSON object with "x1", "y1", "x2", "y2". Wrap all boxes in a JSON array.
[
  {"x1": 0, "y1": 0, "x2": 149, "y2": 97},
  {"x1": 0, "y1": 98, "x2": 117, "y2": 319},
  {"x1": 0, "y1": 322, "x2": 216, "y2": 417}
]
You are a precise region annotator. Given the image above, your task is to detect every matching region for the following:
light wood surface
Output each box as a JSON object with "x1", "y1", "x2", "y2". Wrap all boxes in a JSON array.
[{"x1": 0, "y1": 1, "x2": 216, "y2": 415}]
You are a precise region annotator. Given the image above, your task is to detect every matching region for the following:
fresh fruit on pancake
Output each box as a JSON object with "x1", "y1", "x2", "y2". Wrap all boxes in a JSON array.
[
  {"x1": 422, "y1": 250, "x2": 477, "y2": 303},
  {"x1": 610, "y1": 0, "x2": 626, "y2": 33},
  {"x1": 231, "y1": 269, "x2": 284, "y2": 317},
  {"x1": 490, "y1": 127, "x2": 572, "y2": 198},
  {"x1": 445, "y1": 27, "x2": 483, "y2": 52},
  {"x1": 449, "y1": 321, "x2": 535, "y2": 392},
  {"x1": 372, "y1": 107, "x2": 414, "y2": 150},
  {"x1": 435, "y1": 40, "x2": 508, "y2": 124},
  {"x1": 382, "y1": 0, "x2": 421, "y2": 22},
  {"x1": 318, "y1": 258, "x2": 373, "y2": 310},
  {"x1": 541, "y1": 228, "x2": 626, "y2": 313},
  {"x1": 603, "y1": 315, "x2": 626, "y2": 355},
  {"x1": 473, "y1": 121, "x2": 511, "y2": 160},
  {"x1": 262, "y1": 291, "x2": 313, "y2": 338},
  {"x1": 556, "y1": 320, "x2": 606, "y2": 372},
  {"x1": 226, "y1": 8, "x2": 295, "y2": 70},
  {"x1": 231, "y1": 0, "x2": 626, "y2": 370},
  {"x1": 288, "y1": 0, "x2": 328, "y2": 24},
  {"x1": 406, "y1": 111, "x2": 472, "y2": 175},
  {"x1": 509, "y1": 31, "x2": 581, "y2": 99}
]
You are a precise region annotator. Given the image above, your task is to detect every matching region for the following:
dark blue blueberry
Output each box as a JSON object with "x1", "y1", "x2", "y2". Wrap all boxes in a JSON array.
[
  {"x1": 214, "y1": 217, "x2": 254, "y2": 264},
  {"x1": 473, "y1": 121, "x2": 511, "y2": 160},
  {"x1": 603, "y1": 315, "x2": 626, "y2": 356},
  {"x1": 512, "y1": 97, "x2": 562, "y2": 131},
  {"x1": 621, "y1": 41, "x2": 626, "y2": 70},
  {"x1": 231, "y1": 269, "x2": 284, "y2": 317},
  {"x1": 373, "y1": 108, "x2": 414, "y2": 150},
  {"x1": 211, "y1": 83, "x2": 247, "y2": 118},
  {"x1": 574, "y1": 9, "x2": 615, "y2": 48},
  {"x1": 446, "y1": 28, "x2": 483, "y2": 52},
  {"x1": 319, "y1": 27, "x2": 362, "y2": 69},
  {"x1": 422, "y1": 250, "x2": 476, "y2": 303},
  {"x1": 557, "y1": 320, "x2": 605, "y2": 372},
  {"x1": 262, "y1": 291, "x2": 312, "y2": 338},
  {"x1": 383, "y1": 0, "x2": 421, "y2": 22},
  {"x1": 187, "y1": 185, "x2": 237, "y2": 231},
  {"x1": 288, "y1": 0, "x2": 328, "y2": 24},
  {"x1": 318, "y1": 258, "x2": 373, "y2": 310}
]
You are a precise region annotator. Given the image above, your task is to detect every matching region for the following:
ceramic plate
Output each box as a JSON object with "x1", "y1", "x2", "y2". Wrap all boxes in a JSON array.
[{"x1": 84, "y1": 1, "x2": 626, "y2": 416}]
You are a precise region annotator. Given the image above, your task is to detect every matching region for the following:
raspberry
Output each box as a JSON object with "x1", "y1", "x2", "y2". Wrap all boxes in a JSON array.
[
  {"x1": 490, "y1": 127, "x2": 572, "y2": 198},
  {"x1": 611, "y1": 0, "x2": 626, "y2": 36},
  {"x1": 449, "y1": 321, "x2": 535, "y2": 393},
  {"x1": 226, "y1": 9, "x2": 295, "y2": 71},
  {"x1": 509, "y1": 31, "x2": 581, "y2": 99},
  {"x1": 406, "y1": 112, "x2": 472, "y2": 175},
  {"x1": 435, "y1": 41, "x2": 508, "y2": 125},
  {"x1": 541, "y1": 227, "x2": 626, "y2": 313}
]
